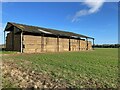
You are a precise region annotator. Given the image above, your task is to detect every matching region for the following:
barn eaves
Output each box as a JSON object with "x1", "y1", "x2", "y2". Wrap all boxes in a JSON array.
[{"x1": 4, "y1": 22, "x2": 94, "y2": 40}]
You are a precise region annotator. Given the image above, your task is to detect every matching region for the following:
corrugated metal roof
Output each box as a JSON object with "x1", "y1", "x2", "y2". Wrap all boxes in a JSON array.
[{"x1": 5, "y1": 22, "x2": 94, "y2": 39}]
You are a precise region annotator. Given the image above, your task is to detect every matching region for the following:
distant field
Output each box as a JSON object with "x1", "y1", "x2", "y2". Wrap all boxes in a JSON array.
[{"x1": 2, "y1": 48, "x2": 118, "y2": 88}]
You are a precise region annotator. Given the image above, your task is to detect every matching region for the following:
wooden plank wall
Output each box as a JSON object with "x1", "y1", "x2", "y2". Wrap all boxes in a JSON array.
[
  {"x1": 14, "y1": 34, "x2": 21, "y2": 51},
  {"x1": 6, "y1": 31, "x2": 21, "y2": 51},
  {"x1": 6, "y1": 32, "x2": 13, "y2": 50}
]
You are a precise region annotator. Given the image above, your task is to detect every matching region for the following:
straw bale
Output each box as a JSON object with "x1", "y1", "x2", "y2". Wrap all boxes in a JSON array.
[
  {"x1": 70, "y1": 39, "x2": 79, "y2": 51},
  {"x1": 88, "y1": 41, "x2": 92, "y2": 50},
  {"x1": 59, "y1": 38, "x2": 69, "y2": 52},
  {"x1": 23, "y1": 49, "x2": 36, "y2": 53},
  {"x1": 80, "y1": 40, "x2": 87, "y2": 51},
  {"x1": 5, "y1": 34, "x2": 93, "y2": 53},
  {"x1": 44, "y1": 37, "x2": 57, "y2": 52}
]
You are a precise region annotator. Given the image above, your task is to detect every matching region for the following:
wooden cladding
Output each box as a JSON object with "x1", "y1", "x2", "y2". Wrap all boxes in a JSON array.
[{"x1": 6, "y1": 30, "x2": 21, "y2": 51}]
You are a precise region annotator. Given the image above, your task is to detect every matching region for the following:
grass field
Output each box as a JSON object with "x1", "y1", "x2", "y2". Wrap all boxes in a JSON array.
[
  {"x1": 2, "y1": 48, "x2": 118, "y2": 88},
  {"x1": 0, "y1": 51, "x2": 18, "y2": 54}
]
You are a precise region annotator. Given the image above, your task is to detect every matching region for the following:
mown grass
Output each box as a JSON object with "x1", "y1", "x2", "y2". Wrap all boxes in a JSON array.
[{"x1": 3, "y1": 48, "x2": 118, "y2": 88}]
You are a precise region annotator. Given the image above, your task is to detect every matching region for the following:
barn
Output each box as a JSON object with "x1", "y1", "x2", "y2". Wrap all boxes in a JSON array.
[{"x1": 4, "y1": 22, "x2": 94, "y2": 53}]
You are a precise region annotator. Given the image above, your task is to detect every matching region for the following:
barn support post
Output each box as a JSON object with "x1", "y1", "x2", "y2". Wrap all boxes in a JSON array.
[
  {"x1": 86, "y1": 38, "x2": 88, "y2": 50},
  {"x1": 41, "y1": 34, "x2": 44, "y2": 52},
  {"x1": 57, "y1": 36, "x2": 59, "y2": 52},
  {"x1": 69, "y1": 37, "x2": 71, "y2": 51},
  {"x1": 4, "y1": 31, "x2": 5, "y2": 50},
  {"x1": 79, "y1": 38, "x2": 80, "y2": 51},
  {"x1": 93, "y1": 38, "x2": 95, "y2": 50},
  {"x1": 20, "y1": 31, "x2": 23, "y2": 53}
]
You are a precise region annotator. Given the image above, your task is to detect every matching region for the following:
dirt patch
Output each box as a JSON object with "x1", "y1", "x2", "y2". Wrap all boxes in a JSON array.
[{"x1": 2, "y1": 60, "x2": 69, "y2": 89}]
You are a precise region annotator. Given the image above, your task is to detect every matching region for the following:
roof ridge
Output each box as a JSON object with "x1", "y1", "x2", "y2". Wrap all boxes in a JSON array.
[
  {"x1": 9, "y1": 22, "x2": 73, "y2": 33},
  {"x1": 7, "y1": 22, "x2": 94, "y2": 39},
  {"x1": 9, "y1": 22, "x2": 41, "y2": 28}
]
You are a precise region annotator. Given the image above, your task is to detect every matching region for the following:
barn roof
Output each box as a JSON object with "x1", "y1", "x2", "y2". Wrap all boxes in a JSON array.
[{"x1": 5, "y1": 22, "x2": 94, "y2": 39}]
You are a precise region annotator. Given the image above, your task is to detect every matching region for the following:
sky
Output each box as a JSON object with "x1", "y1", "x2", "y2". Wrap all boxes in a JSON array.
[{"x1": 1, "y1": 1, "x2": 118, "y2": 44}]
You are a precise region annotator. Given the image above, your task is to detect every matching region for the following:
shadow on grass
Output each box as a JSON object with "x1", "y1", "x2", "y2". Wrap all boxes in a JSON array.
[{"x1": 0, "y1": 48, "x2": 18, "y2": 54}]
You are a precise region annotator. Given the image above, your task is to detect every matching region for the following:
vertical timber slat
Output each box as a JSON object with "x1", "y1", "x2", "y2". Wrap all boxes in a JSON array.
[
  {"x1": 12, "y1": 27, "x2": 14, "y2": 51},
  {"x1": 4, "y1": 31, "x2": 5, "y2": 50},
  {"x1": 86, "y1": 38, "x2": 88, "y2": 50},
  {"x1": 93, "y1": 38, "x2": 95, "y2": 50},
  {"x1": 20, "y1": 31, "x2": 23, "y2": 53},
  {"x1": 79, "y1": 38, "x2": 80, "y2": 51},
  {"x1": 69, "y1": 37, "x2": 71, "y2": 51}
]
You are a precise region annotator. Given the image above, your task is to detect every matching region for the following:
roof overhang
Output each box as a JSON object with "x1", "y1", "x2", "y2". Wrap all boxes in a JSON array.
[{"x1": 4, "y1": 22, "x2": 94, "y2": 39}]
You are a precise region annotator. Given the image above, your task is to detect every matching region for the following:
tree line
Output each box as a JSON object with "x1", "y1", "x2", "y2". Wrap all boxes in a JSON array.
[{"x1": 93, "y1": 44, "x2": 120, "y2": 48}]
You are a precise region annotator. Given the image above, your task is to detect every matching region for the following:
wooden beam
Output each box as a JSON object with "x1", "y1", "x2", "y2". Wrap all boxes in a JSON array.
[
  {"x1": 20, "y1": 31, "x2": 23, "y2": 53},
  {"x1": 41, "y1": 34, "x2": 44, "y2": 52},
  {"x1": 4, "y1": 31, "x2": 5, "y2": 50},
  {"x1": 93, "y1": 38, "x2": 95, "y2": 50},
  {"x1": 79, "y1": 38, "x2": 80, "y2": 51},
  {"x1": 86, "y1": 38, "x2": 88, "y2": 50},
  {"x1": 69, "y1": 37, "x2": 71, "y2": 51}
]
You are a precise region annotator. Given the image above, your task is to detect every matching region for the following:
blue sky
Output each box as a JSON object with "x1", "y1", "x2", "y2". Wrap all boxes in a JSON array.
[{"x1": 1, "y1": 2, "x2": 118, "y2": 44}]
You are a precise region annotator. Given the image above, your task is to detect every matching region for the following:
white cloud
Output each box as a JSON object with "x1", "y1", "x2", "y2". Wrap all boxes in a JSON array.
[{"x1": 72, "y1": 0, "x2": 105, "y2": 22}]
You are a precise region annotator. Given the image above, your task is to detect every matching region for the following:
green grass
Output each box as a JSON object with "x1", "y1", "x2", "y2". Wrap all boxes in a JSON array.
[
  {"x1": 0, "y1": 51, "x2": 18, "y2": 54},
  {"x1": 3, "y1": 48, "x2": 118, "y2": 88}
]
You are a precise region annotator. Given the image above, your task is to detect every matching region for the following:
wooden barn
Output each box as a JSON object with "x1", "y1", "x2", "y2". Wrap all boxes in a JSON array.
[{"x1": 4, "y1": 22, "x2": 94, "y2": 53}]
